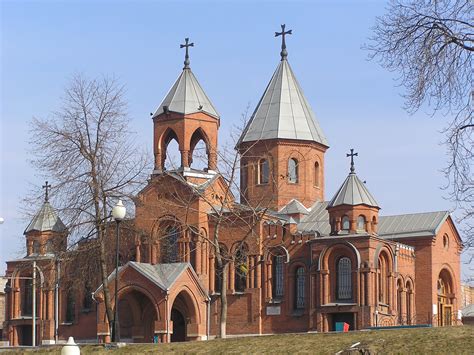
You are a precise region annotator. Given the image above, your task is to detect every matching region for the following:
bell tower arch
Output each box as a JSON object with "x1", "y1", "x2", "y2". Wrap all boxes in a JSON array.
[{"x1": 152, "y1": 38, "x2": 219, "y2": 174}]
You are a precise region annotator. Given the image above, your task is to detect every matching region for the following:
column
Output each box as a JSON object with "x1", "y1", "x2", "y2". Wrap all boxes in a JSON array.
[
  {"x1": 195, "y1": 241, "x2": 202, "y2": 274},
  {"x1": 249, "y1": 256, "x2": 255, "y2": 288},
  {"x1": 209, "y1": 255, "x2": 215, "y2": 294},
  {"x1": 209, "y1": 152, "x2": 217, "y2": 171},
  {"x1": 360, "y1": 272, "x2": 365, "y2": 306},
  {"x1": 266, "y1": 261, "x2": 272, "y2": 300},
  {"x1": 229, "y1": 261, "x2": 235, "y2": 293},
  {"x1": 256, "y1": 258, "x2": 262, "y2": 289},
  {"x1": 185, "y1": 241, "x2": 190, "y2": 263},
  {"x1": 154, "y1": 151, "x2": 163, "y2": 170},
  {"x1": 181, "y1": 150, "x2": 190, "y2": 168},
  {"x1": 388, "y1": 273, "x2": 394, "y2": 309},
  {"x1": 135, "y1": 243, "x2": 141, "y2": 263}
]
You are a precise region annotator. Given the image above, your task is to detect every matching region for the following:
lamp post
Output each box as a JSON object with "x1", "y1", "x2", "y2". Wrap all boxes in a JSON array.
[{"x1": 111, "y1": 200, "x2": 126, "y2": 343}]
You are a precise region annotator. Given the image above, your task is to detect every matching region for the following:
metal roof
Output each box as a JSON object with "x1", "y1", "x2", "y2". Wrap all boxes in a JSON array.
[
  {"x1": 377, "y1": 211, "x2": 449, "y2": 238},
  {"x1": 328, "y1": 172, "x2": 379, "y2": 209},
  {"x1": 24, "y1": 201, "x2": 66, "y2": 234},
  {"x1": 128, "y1": 262, "x2": 189, "y2": 290},
  {"x1": 278, "y1": 199, "x2": 309, "y2": 215},
  {"x1": 152, "y1": 68, "x2": 219, "y2": 119},
  {"x1": 238, "y1": 59, "x2": 328, "y2": 146},
  {"x1": 296, "y1": 201, "x2": 449, "y2": 240}
]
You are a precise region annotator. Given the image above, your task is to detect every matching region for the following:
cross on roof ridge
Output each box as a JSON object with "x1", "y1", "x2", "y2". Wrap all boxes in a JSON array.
[
  {"x1": 42, "y1": 180, "x2": 52, "y2": 202},
  {"x1": 180, "y1": 37, "x2": 194, "y2": 69},
  {"x1": 346, "y1": 148, "x2": 358, "y2": 173},
  {"x1": 275, "y1": 24, "x2": 292, "y2": 61}
]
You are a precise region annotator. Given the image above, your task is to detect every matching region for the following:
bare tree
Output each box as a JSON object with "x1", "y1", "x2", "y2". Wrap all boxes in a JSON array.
[
  {"x1": 29, "y1": 74, "x2": 150, "y2": 340},
  {"x1": 365, "y1": 0, "x2": 473, "y2": 248}
]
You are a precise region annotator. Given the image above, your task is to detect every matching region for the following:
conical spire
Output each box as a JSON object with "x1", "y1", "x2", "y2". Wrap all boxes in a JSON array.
[
  {"x1": 24, "y1": 182, "x2": 66, "y2": 234},
  {"x1": 152, "y1": 38, "x2": 219, "y2": 119},
  {"x1": 328, "y1": 150, "x2": 379, "y2": 208},
  {"x1": 238, "y1": 26, "x2": 327, "y2": 146}
]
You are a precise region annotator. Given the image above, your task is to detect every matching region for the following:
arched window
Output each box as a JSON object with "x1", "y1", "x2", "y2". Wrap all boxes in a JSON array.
[
  {"x1": 273, "y1": 254, "x2": 285, "y2": 299},
  {"x1": 33, "y1": 240, "x2": 40, "y2": 254},
  {"x1": 45, "y1": 239, "x2": 54, "y2": 253},
  {"x1": 21, "y1": 278, "x2": 33, "y2": 316},
  {"x1": 357, "y1": 215, "x2": 366, "y2": 231},
  {"x1": 66, "y1": 289, "x2": 76, "y2": 323},
  {"x1": 406, "y1": 280, "x2": 413, "y2": 325},
  {"x1": 235, "y1": 247, "x2": 248, "y2": 293},
  {"x1": 378, "y1": 253, "x2": 389, "y2": 304},
  {"x1": 443, "y1": 234, "x2": 449, "y2": 250},
  {"x1": 314, "y1": 161, "x2": 320, "y2": 187},
  {"x1": 215, "y1": 245, "x2": 227, "y2": 294},
  {"x1": 288, "y1": 158, "x2": 299, "y2": 183},
  {"x1": 82, "y1": 282, "x2": 93, "y2": 311},
  {"x1": 162, "y1": 226, "x2": 180, "y2": 263},
  {"x1": 295, "y1": 267, "x2": 305, "y2": 309},
  {"x1": 397, "y1": 279, "x2": 403, "y2": 324},
  {"x1": 342, "y1": 216, "x2": 350, "y2": 231},
  {"x1": 337, "y1": 257, "x2": 352, "y2": 300},
  {"x1": 258, "y1": 158, "x2": 269, "y2": 184}
]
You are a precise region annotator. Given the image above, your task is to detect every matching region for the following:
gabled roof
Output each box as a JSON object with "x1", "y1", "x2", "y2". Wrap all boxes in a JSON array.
[
  {"x1": 152, "y1": 68, "x2": 219, "y2": 119},
  {"x1": 328, "y1": 172, "x2": 379, "y2": 209},
  {"x1": 278, "y1": 199, "x2": 309, "y2": 215},
  {"x1": 377, "y1": 211, "x2": 450, "y2": 238},
  {"x1": 24, "y1": 201, "x2": 66, "y2": 234},
  {"x1": 95, "y1": 261, "x2": 208, "y2": 298},
  {"x1": 238, "y1": 59, "x2": 328, "y2": 146}
]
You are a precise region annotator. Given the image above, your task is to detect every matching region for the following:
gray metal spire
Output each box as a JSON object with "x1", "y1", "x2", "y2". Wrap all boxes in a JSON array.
[
  {"x1": 180, "y1": 37, "x2": 194, "y2": 69},
  {"x1": 275, "y1": 24, "x2": 292, "y2": 60},
  {"x1": 328, "y1": 152, "x2": 379, "y2": 209},
  {"x1": 24, "y1": 197, "x2": 66, "y2": 235},
  {"x1": 237, "y1": 55, "x2": 328, "y2": 146},
  {"x1": 151, "y1": 39, "x2": 219, "y2": 119}
]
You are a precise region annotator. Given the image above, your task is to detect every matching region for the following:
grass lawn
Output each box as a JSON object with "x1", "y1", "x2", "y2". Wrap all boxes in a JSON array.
[{"x1": 3, "y1": 326, "x2": 473, "y2": 354}]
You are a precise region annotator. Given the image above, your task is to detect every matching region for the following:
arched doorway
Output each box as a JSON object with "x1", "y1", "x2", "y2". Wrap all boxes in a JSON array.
[
  {"x1": 117, "y1": 289, "x2": 158, "y2": 343},
  {"x1": 170, "y1": 290, "x2": 198, "y2": 342},
  {"x1": 437, "y1": 269, "x2": 454, "y2": 326},
  {"x1": 171, "y1": 309, "x2": 186, "y2": 342}
]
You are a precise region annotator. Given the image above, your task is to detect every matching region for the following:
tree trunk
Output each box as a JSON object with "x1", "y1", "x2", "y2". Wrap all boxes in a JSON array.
[{"x1": 219, "y1": 262, "x2": 228, "y2": 338}]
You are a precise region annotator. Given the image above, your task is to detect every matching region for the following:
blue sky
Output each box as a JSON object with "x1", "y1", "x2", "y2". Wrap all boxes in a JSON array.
[{"x1": 1, "y1": 1, "x2": 470, "y2": 280}]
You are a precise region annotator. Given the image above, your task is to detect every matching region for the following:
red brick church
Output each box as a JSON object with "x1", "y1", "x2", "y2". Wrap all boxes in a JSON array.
[{"x1": 3, "y1": 27, "x2": 463, "y2": 345}]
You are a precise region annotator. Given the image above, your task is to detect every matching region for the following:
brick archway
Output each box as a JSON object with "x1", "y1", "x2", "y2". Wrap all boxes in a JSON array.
[
  {"x1": 117, "y1": 288, "x2": 158, "y2": 343},
  {"x1": 169, "y1": 288, "x2": 201, "y2": 342}
]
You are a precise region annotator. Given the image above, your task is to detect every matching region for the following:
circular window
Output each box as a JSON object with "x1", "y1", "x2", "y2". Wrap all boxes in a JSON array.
[{"x1": 443, "y1": 234, "x2": 449, "y2": 250}]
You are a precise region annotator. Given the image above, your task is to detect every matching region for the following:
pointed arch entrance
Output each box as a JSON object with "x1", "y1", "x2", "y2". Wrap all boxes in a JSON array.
[
  {"x1": 117, "y1": 289, "x2": 158, "y2": 343},
  {"x1": 170, "y1": 290, "x2": 199, "y2": 342},
  {"x1": 437, "y1": 268, "x2": 455, "y2": 326}
]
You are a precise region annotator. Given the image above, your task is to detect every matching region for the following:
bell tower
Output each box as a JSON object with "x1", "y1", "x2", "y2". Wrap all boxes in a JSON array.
[
  {"x1": 236, "y1": 25, "x2": 329, "y2": 210},
  {"x1": 327, "y1": 150, "x2": 380, "y2": 235},
  {"x1": 152, "y1": 38, "x2": 220, "y2": 174}
]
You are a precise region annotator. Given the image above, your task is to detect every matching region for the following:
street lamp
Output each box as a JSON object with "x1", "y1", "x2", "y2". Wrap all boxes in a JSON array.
[
  {"x1": 0, "y1": 217, "x2": 4, "y2": 224},
  {"x1": 111, "y1": 200, "x2": 126, "y2": 343}
]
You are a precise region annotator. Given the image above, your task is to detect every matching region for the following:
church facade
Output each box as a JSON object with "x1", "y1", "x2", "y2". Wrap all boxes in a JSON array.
[{"x1": 3, "y1": 28, "x2": 463, "y2": 345}]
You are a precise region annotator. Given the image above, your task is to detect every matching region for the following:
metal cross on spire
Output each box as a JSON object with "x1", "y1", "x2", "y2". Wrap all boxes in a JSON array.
[
  {"x1": 275, "y1": 24, "x2": 292, "y2": 61},
  {"x1": 346, "y1": 149, "x2": 358, "y2": 173},
  {"x1": 42, "y1": 181, "x2": 52, "y2": 202},
  {"x1": 180, "y1": 37, "x2": 194, "y2": 69}
]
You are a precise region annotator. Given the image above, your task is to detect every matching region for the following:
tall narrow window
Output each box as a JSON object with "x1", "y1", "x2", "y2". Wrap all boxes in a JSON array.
[
  {"x1": 21, "y1": 278, "x2": 33, "y2": 316},
  {"x1": 288, "y1": 158, "x2": 299, "y2": 183},
  {"x1": 406, "y1": 281, "x2": 412, "y2": 325},
  {"x1": 342, "y1": 216, "x2": 350, "y2": 231},
  {"x1": 258, "y1": 159, "x2": 269, "y2": 184},
  {"x1": 66, "y1": 290, "x2": 76, "y2": 323},
  {"x1": 235, "y1": 248, "x2": 248, "y2": 293},
  {"x1": 314, "y1": 162, "x2": 320, "y2": 187},
  {"x1": 83, "y1": 282, "x2": 93, "y2": 311},
  {"x1": 273, "y1": 255, "x2": 284, "y2": 298},
  {"x1": 397, "y1": 279, "x2": 403, "y2": 324},
  {"x1": 357, "y1": 215, "x2": 366, "y2": 231},
  {"x1": 337, "y1": 257, "x2": 352, "y2": 300},
  {"x1": 162, "y1": 226, "x2": 180, "y2": 263},
  {"x1": 378, "y1": 254, "x2": 388, "y2": 304},
  {"x1": 295, "y1": 267, "x2": 305, "y2": 309}
]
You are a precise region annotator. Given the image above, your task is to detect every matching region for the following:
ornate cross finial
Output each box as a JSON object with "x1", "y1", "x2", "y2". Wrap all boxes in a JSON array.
[
  {"x1": 42, "y1": 181, "x2": 52, "y2": 202},
  {"x1": 346, "y1": 149, "x2": 358, "y2": 173},
  {"x1": 275, "y1": 24, "x2": 292, "y2": 60},
  {"x1": 180, "y1": 37, "x2": 194, "y2": 69}
]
